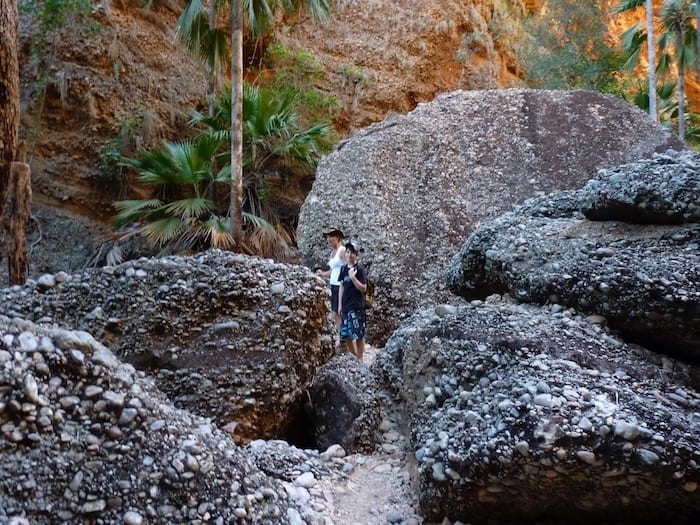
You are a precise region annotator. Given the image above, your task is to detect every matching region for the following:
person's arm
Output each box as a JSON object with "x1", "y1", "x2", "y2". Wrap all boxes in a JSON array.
[
  {"x1": 348, "y1": 266, "x2": 367, "y2": 294},
  {"x1": 337, "y1": 284, "x2": 344, "y2": 316},
  {"x1": 315, "y1": 267, "x2": 331, "y2": 278}
]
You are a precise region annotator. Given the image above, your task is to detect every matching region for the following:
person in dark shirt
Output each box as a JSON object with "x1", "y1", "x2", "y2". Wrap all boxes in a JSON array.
[{"x1": 338, "y1": 241, "x2": 367, "y2": 361}]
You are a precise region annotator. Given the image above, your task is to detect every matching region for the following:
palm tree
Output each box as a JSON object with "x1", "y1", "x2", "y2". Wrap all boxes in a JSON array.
[
  {"x1": 193, "y1": 82, "x2": 330, "y2": 223},
  {"x1": 175, "y1": 0, "x2": 229, "y2": 117},
  {"x1": 114, "y1": 82, "x2": 330, "y2": 260},
  {"x1": 176, "y1": 0, "x2": 331, "y2": 249},
  {"x1": 616, "y1": 0, "x2": 659, "y2": 121},
  {"x1": 114, "y1": 136, "x2": 234, "y2": 252},
  {"x1": 658, "y1": 0, "x2": 696, "y2": 138}
]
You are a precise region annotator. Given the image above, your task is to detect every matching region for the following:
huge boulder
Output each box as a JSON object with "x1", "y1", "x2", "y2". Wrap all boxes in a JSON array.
[
  {"x1": 446, "y1": 150, "x2": 700, "y2": 359},
  {"x1": 373, "y1": 300, "x2": 700, "y2": 525},
  {"x1": 297, "y1": 89, "x2": 687, "y2": 346},
  {"x1": 0, "y1": 316, "x2": 301, "y2": 524},
  {"x1": 0, "y1": 250, "x2": 335, "y2": 443}
]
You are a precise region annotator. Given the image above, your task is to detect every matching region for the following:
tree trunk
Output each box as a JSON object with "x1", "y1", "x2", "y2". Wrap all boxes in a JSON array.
[
  {"x1": 0, "y1": 0, "x2": 21, "y2": 220},
  {"x1": 678, "y1": 68, "x2": 685, "y2": 138},
  {"x1": 647, "y1": 0, "x2": 658, "y2": 121},
  {"x1": 4, "y1": 161, "x2": 31, "y2": 284},
  {"x1": 229, "y1": 0, "x2": 243, "y2": 249},
  {"x1": 208, "y1": 0, "x2": 217, "y2": 118}
]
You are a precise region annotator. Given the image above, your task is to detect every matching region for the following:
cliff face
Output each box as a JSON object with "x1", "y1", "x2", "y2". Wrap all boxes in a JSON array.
[
  {"x1": 17, "y1": 0, "x2": 526, "y2": 226},
  {"x1": 277, "y1": 0, "x2": 526, "y2": 132}
]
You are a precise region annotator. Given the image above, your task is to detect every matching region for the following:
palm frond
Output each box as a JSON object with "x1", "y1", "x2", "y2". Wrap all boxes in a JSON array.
[
  {"x1": 614, "y1": 0, "x2": 646, "y2": 14},
  {"x1": 243, "y1": 212, "x2": 296, "y2": 260},
  {"x1": 139, "y1": 217, "x2": 187, "y2": 246},
  {"x1": 113, "y1": 199, "x2": 164, "y2": 226},
  {"x1": 175, "y1": 0, "x2": 207, "y2": 55},
  {"x1": 243, "y1": 0, "x2": 275, "y2": 37},
  {"x1": 199, "y1": 216, "x2": 235, "y2": 249},
  {"x1": 163, "y1": 197, "x2": 217, "y2": 218},
  {"x1": 281, "y1": 0, "x2": 331, "y2": 22}
]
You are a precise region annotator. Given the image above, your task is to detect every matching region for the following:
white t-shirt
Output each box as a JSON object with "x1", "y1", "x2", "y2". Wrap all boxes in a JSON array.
[{"x1": 328, "y1": 248, "x2": 345, "y2": 286}]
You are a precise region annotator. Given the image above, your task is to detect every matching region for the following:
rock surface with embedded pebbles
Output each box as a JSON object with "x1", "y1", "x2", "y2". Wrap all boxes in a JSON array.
[
  {"x1": 0, "y1": 316, "x2": 300, "y2": 524},
  {"x1": 0, "y1": 250, "x2": 335, "y2": 443},
  {"x1": 373, "y1": 298, "x2": 700, "y2": 525},
  {"x1": 309, "y1": 353, "x2": 381, "y2": 453},
  {"x1": 446, "y1": 150, "x2": 700, "y2": 358}
]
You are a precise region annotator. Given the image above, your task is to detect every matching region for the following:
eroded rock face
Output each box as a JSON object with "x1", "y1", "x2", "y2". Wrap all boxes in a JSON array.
[
  {"x1": 447, "y1": 150, "x2": 700, "y2": 358},
  {"x1": 373, "y1": 300, "x2": 700, "y2": 524},
  {"x1": 298, "y1": 89, "x2": 687, "y2": 346},
  {"x1": 0, "y1": 316, "x2": 298, "y2": 524},
  {"x1": 0, "y1": 250, "x2": 335, "y2": 443}
]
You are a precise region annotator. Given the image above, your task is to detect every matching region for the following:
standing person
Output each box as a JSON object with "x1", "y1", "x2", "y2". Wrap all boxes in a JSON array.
[
  {"x1": 316, "y1": 227, "x2": 346, "y2": 327},
  {"x1": 338, "y1": 241, "x2": 367, "y2": 361}
]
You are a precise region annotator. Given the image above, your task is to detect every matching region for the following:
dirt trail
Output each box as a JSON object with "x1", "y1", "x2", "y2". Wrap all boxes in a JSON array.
[{"x1": 318, "y1": 346, "x2": 423, "y2": 525}]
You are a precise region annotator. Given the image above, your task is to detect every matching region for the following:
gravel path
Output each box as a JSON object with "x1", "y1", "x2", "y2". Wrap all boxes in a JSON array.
[{"x1": 302, "y1": 346, "x2": 425, "y2": 525}]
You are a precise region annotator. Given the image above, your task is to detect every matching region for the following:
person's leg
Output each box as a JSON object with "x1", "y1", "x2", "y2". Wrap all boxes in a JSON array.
[
  {"x1": 344, "y1": 338, "x2": 356, "y2": 357},
  {"x1": 330, "y1": 285, "x2": 340, "y2": 327},
  {"x1": 355, "y1": 339, "x2": 364, "y2": 361},
  {"x1": 340, "y1": 311, "x2": 354, "y2": 355}
]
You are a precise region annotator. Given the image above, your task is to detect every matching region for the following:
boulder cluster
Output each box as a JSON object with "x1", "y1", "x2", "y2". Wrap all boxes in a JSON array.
[
  {"x1": 1, "y1": 251, "x2": 335, "y2": 444},
  {"x1": 447, "y1": 150, "x2": 699, "y2": 358},
  {"x1": 0, "y1": 316, "x2": 300, "y2": 523},
  {"x1": 298, "y1": 89, "x2": 686, "y2": 346},
  {"x1": 373, "y1": 299, "x2": 700, "y2": 524},
  {"x1": 2, "y1": 90, "x2": 699, "y2": 524}
]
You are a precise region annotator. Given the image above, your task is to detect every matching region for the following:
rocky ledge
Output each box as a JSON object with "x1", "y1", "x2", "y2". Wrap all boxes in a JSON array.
[{"x1": 0, "y1": 250, "x2": 335, "y2": 443}]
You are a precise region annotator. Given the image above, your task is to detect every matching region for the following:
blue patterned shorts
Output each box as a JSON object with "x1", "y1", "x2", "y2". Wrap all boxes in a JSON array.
[{"x1": 339, "y1": 309, "x2": 366, "y2": 341}]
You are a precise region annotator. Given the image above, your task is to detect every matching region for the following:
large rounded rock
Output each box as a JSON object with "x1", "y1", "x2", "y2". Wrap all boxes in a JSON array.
[
  {"x1": 0, "y1": 250, "x2": 335, "y2": 443},
  {"x1": 309, "y1": 353, "x2": 381, "y2": 453},
  {"x1": 0, "y1": 316, "x2": 298, "y2": 524},
  {"x1": 298, "y1": 89, "x2": 687, "y2": 345},
  {"x1": 447, "y1": 151, "x2": 700, "y2": 359},
  {"x1": 373, "y1": 300, "x2": 700, "y2": 524}
]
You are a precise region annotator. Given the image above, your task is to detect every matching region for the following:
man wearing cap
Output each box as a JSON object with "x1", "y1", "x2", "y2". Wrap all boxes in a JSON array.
[{"x1": 338, "y1": 241, "x2": 367, "y2": 361}]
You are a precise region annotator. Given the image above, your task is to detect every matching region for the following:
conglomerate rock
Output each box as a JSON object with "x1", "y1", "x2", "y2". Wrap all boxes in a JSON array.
[
  {"x1": 446, "y1": 150, "x2": 700, "y2": 358},
  {"x1": 0, "y1": 316, "x2": 300, "y2": 524},
  {"x1": 373, "y1": 299, "x2": 700, "y2": 525},
  {"x1": 309, "y1": 353, "x2": 381, "y2": 453},
  {"x1": 298, "y1": 89, "x2": 687, "y2": 346},
  {"x1": 0, "y1": 250, "x2": 335, "y2": 443}
]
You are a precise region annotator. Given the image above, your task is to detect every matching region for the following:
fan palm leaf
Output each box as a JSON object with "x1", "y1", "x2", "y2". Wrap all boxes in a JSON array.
[
  {"x1": 140, "y1": 216, "x2": 188, "y2": 246},
  {"x1": 113, "y1": 199, "x2": 164, "y2": 226},
  {"x1": 163, "y1": 197, "x2": 217, "y2": 218}
]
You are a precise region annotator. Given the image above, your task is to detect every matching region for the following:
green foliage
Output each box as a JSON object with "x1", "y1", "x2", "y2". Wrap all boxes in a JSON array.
[
  {"x1": 115, "y1": 137, "x2": 233, "y2": 251},
  {"x1": 516, "y1": 0, "x2": 630, "y2": 94},
  {"x1": 101, "y1": 117, "x2": 144, "y2": 178},
  {"x1": 20, "y1": 0, "x2": 92, "y2": 64},
  {"x1": 192, "y1": 83, "x2": 331, "y2": 214},
  {"x1": 338, "y1": 63, "x2": 366, "y2": 84},
  {"x1": 262, "y1": 41, "x2": 341, "y2": 128},
  {"x1": 114, "y1": 83, "x2": 331, "y2": 258},
  {"x1": 657, "y1": 0, "x2": 697, "y2": 76}
]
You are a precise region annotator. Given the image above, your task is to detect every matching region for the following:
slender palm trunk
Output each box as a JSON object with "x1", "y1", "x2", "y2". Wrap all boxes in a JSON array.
[
  {"x1": 229, "y1": 0, "x2": 244, "y2": 248},
  {"x1": 647, "y1": 0, "x2": 658, "y2": 121},
  {"x1": 208, "y1": 0, "x2": 216, "y2": 118},
  {"x1": 678, "y1": 62, "x2": 686, "y2": 138}
]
